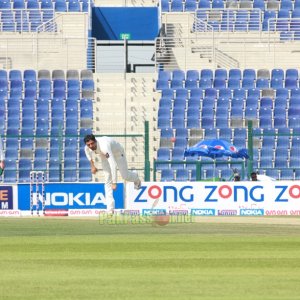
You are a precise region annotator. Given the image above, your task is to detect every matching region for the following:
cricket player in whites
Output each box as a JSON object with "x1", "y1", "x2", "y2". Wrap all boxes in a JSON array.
[{"x1": 84, "y1": 134, "x2": 141, "y2": 214}]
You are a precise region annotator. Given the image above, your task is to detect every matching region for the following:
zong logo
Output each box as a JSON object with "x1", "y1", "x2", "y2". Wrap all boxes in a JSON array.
[{"x1": 134, "y1": 185, "x2": 194, "y2": 203}]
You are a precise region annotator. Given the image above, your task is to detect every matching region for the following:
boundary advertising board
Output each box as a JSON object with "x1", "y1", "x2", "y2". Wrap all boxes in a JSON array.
[
  {"x1": 18, "y1": 183, "x2": 124, "y2": 216},
  {"x1": 125, "y1": 182, "x2": 300, "y2": 216},
  {"x1": 2, "y1": 182, "x2": 300, "y2": 217}
]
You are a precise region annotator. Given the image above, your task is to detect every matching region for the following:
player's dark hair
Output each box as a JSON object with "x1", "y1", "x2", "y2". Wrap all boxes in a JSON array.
[{"x1": 84, "y1": 134, "x2": 96, "y2": 144}]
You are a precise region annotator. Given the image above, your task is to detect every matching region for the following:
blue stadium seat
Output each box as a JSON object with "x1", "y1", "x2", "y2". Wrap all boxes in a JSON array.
[
  {"x1": 0, "y1": 0, "x2": 11, "y2": 9},
  {"x1": 185, "y1": 80, "x2": 198, "y2": 89},
  {"x1": 227, "y1": 78, "x2": 240, "y2": 89},
  {"x1": 291, "y1": 88, "x2": 300, "y2": 98},
  {"x1": 55, "y1": 0, "x2": 67, "y2": 12},
  {"x1": 160, "y1": 128, "x2": 174, "y2": 139},
  {"x1": 280, "y1": 0, "x2": 293, "y2": 10},
  {"x1": 186, "y1": 70, "x2": 199, "y2": 81},
  {"x1": 171, "y1": 80, "x2": 183, "y2": 89},
  {"x1": 253, "y1": 0, "x2": 265, "y2": 9},
  {"x1": 158, "y1": 70, "x2": 172, "y2": 81},
  {"x1": 159, "y1": 98, "x2": 172, "y2": 110},
  {"x1": 242, "y1": 78, "x2": 255, "y2": 89},
  {"x1": 246, "y1": 97, "x2": 259, "y2": 109},
  {"x1": 13, "y1": 0, "x2": 25, "y2": 9},
  {"x1": 176, "y1": 169, "x2": 189, "y2": 181},
  {"x1": 200, "y1": 69, "x2": 213, "y2": 80},
  {"x1": 274, "y1": 113, "x2": 287, "y2": 128},
  {"x1": 198, "y1": 0, "x2": 210, "y2": 8},
  {"x1": 171, "y1": 0, "x2": 183, "y2": 11},
  {"x1": 280, "y1": 169, "x2": 294, "y2": 180},
  {"x1": 213, "y1": 78, "x2": 226, "y2": 89},
  {"x1": 248, "y1": 88, "x2": 261, "y2": 98},
  {"x1": 212, "y1": 0, "x2": 224, "y2": 8},
  {"x1": 276, "y1": 88, "x2": 289, "y2": 99},
  {"x1": 172, "y1": 69, "x2": 185, "y2": 81},
  {"x1": 204, "y1": 87, "x2": 217, "y2": 99},
  {"x1": 286, "y1": 69, "x2": 298, "y2": 80},
  {"x1": 27, "y1": 0, "x2": 40, "y2": 9},
  {"x1": 186, "y1": 116, "x2": 200, "y2": 129},
  {"x1": 216, "y1": 98, "x2": 230, "y2": 109},
  {"x1": 243, "y1": 69, "x2": 256, "y2": 80},
  {"x1": 156, "y1": 148, "x2": 170, "y2": 170},
  {"x1": 161, "y1": 90, "x2": 174, "y2": 101},
  {"x1": 68, "y1": 0, "x2": 81, "y2": 12},
  {"x1": 229, "y1": 69, "x2": 242, "y2": 80},
  {"x1": 285, "y1": 78, "x2": 298, "y2": 89},
  {"x1": 219, "y1": 128, "x2": 232, "y2": 140},
  {"x1": 245, "y1": 107, "x2": 257, "y2": 119},
  {"x1": 79, "y1": 170, "x2": 92, "y2": 182},
  {"x1": 80, "y1": 99, "x2": 93, "y2": 111},
  {"x1": 271, "y1": 78, "x2": 283, "y2": 89},
  {"x1": 190, "y1": 88, "x2": 203, "y2": 99},
  {"x1": 161, "y1": 169, "x2": 175, "y2": 181},
  {"x1": 232, "y1": 88, "x2": 246, "y2": 100},
  {"x1": 218, "y1": 88, "x2": 232, "y2": 99},
  {"x1": 4, "y1": 170, "x2": 17, "y2": 183},
  {"x1": 215, "y1": 69, "x2": 227, "y2": 80},
  {"x1": 9, "y1": 70, "x2": 22, "y2": 81},
  {"x1": 256, "y1": 78, "x2": 269, "y2": 89},
  {"x1": 156, "y1": 79, "x2": 169, "y2": 90},
  {"x1": 63, "y1": 170, "x2": 78, "y2": 182},
  {"x1": 172, "y1": 106, "x2": 185, "y2": 118},
  {"x1": 260, "y1": 97, "x2": 273, "y2": 108},
  {"x1": 161, "y1": 0, "x2": 170, "y2": 11},
  {"x1": 176, "y1": 88, "x2": 188, "y2": 99},
  {"x1": 0, "y1": 70, "x2": 7, "y2": 80},
  {"x1": 271, "y1": 69, "x2": 284, "y2": 81}
]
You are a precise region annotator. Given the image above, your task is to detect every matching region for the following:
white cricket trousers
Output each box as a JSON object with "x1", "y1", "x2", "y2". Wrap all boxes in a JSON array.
[{"x1": 101, "y1": 146, "x2": 139, "y2": 211}]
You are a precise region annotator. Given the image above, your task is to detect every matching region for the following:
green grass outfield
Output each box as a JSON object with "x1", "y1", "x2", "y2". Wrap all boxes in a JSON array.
[{"x1": 1, "y1": 217, "x2": 300, "y2": 300}]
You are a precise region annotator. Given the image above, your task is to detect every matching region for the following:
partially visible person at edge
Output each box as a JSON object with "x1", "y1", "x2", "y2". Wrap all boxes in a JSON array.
[
  {"x1": 84, "y1": 134, "x2": 141, "y2": 214},
  {"x1": 233, "y1": 174, "x2": 241, "y2": 181},
  {"x1": 0, "y1": 138, "x2": 5, "y2": 174},
  {"x1": 250, "y1": 172, "x2": 258, "y2": 181}
]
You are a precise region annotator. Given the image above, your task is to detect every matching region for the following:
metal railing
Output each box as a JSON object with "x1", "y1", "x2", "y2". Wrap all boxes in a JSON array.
[
  {"x1": 268, "y1": 18, "x2": 300, "y2": 41},
  {"x1": 153, "y1": 160, "x2": 246, "y2": 181},
  {"x1": 94, "y1": 0, "x2": 158, "y2": 6},
  {"x1": 0, "y1": 36, "x2": 93, "y2": 70},
  {"x1": 157, "y1": 10, "x2": 300, "y2": 71},
  {"x1": 194, "y1": 8, "x2": 263, "y2": 33},
  {"x1": 0, "y1": 9, "x2": 54, "y2": 33}
]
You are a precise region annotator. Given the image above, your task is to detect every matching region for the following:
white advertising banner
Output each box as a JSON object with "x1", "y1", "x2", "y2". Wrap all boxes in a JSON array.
[{"x1": 125, "y1": 181, "x2": 300, "y2": 216}]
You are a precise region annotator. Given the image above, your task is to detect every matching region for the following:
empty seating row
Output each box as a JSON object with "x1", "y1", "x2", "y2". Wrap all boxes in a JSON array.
[
  {"x1": 4, "y1": 169, "x2": 91, "y2": 183},
  {"x1": 159, "y1": 97, "x2": 300, "y2": 116},
  {"x1": 0, "y1": 0, "x2": 89, "y2": 12},
  {"x1": 0, "y1": 69, "x2": 93, "y2": 80},
  {"x1": 3, "y1": 98, "x2": 93, "y2": 133},
  {"x1": 159, "y1": 87, "x2": 300, "y2": 101},
  {"x1": 159, "y1": 167, "x2": 300, "y2": 181},
  {"x1": 0, "y1": 69, "x2": 94, "y2": 99},
  {"x1": 161, "y1": 0, "x2": 300, "y2": 12},
  {"x1": 1, "y1": 137, "x2": 93, "y2": 184},
  {"x1": 158, "y1": 78, "x2": 300, "y2": 90},
  {"x1": 158, "y1": 68, "x2": 300, "y2": 82}
]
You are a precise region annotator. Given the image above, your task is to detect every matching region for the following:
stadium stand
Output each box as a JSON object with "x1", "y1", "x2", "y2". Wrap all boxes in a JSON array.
[
  {"x1": 155, "y1": 67, "x2": 300, "y2": 180},
  {"x1": 1, "y1": 68, "x2": 93, "y2": 182}
]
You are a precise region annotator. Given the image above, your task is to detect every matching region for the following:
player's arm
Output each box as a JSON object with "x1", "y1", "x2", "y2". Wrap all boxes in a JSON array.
[
  {"x1": 90, "y1": 160, "x2": 98, "y2": 174},
  {"x1": 102, "y1": 144, "x2": 118, "y2": 189},
  {"x1": 84, "y1": 146, "x2": 97, "y2": 174}
]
